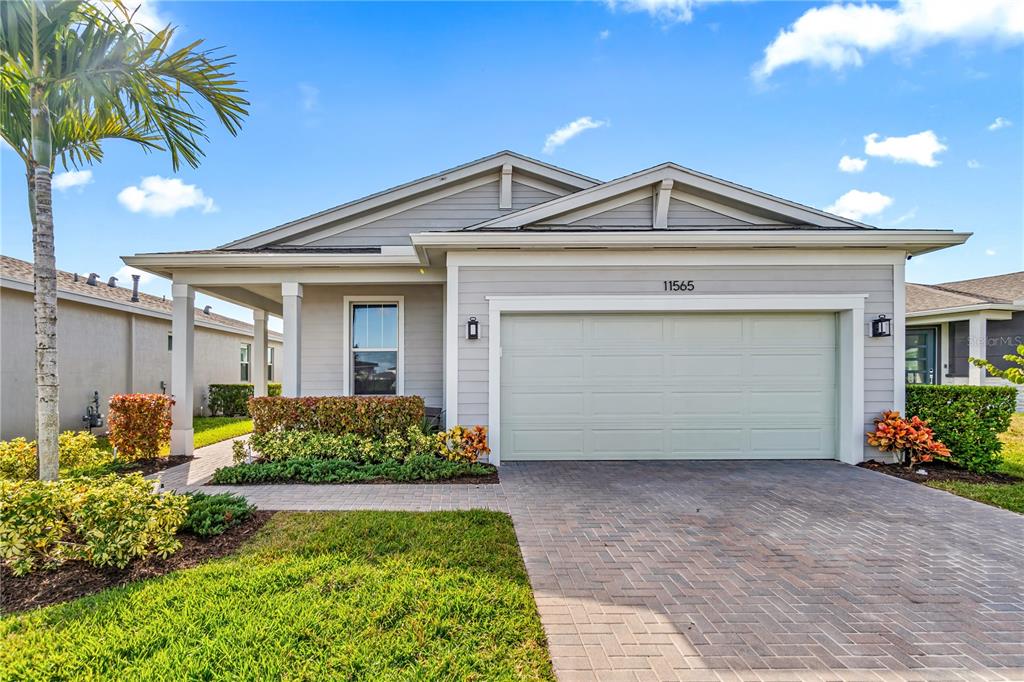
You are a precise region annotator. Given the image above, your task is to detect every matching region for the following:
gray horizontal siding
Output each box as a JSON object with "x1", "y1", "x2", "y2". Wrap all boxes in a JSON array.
[
  {"x1": 303, "y1": 181, "x2": 557, "y2": 247},
  {"x1": 300, "y1": 284, "x2": 442, "y2": 407},
  {"x1": 456, "y1": 264, "x2": 895, "y2": 460},
  {"x1": 668, "y1": 198, "x2": 752, "y2": 227},
  {"x1": 567, "y1": 197, "x2": 653, "y2": 228}
]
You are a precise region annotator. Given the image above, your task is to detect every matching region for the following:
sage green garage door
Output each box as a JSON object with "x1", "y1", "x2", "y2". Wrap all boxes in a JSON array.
[{"x1": 500, "y1": 312, "x2": 837, "y2": 460}]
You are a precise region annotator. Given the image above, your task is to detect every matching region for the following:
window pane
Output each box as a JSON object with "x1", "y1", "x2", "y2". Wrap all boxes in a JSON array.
[
  {"x1": 352, "y1": 304, "x2": 397, "y2": 349},
  {"x1": 352, "y1": 351, "x2": 397, "y2": 395}
]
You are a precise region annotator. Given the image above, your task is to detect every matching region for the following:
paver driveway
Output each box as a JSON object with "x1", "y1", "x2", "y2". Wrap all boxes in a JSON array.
[{"x1": 500, "y1": 461, "x2": 1024, "y2": 682}]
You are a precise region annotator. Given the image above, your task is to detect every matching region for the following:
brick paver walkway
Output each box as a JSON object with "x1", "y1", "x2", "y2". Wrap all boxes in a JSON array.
[{"x1": 154, "y1": 449, "x2": 1024, "y2": 681}]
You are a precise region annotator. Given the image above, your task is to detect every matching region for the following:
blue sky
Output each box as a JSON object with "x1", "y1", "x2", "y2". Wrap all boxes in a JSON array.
[{"x1": 2, "y1": 0, "x2": 1022, "y2": 328}]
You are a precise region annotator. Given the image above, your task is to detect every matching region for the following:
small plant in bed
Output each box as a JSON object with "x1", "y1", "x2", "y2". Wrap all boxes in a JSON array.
[
  {"x1": 217, "y1": 423, "x2": 496, "y2": 484},
  {"x1": 181, "y1": 492, "x2": 254, "y2": 537}
]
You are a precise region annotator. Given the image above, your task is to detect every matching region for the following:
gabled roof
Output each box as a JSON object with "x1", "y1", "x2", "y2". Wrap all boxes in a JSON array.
[
  {"x1": 907, "y1": 272, "x2": 1024, "y2": 314},
  {"x1": 466, "y1": 162, "x2": 874, "y2": 231},
  {"x1": 0, "y1": 254, "x2": 279, "y2": 338},
  {"x1": 220, "y1": 151, "x2": 599, "y2": 250}
]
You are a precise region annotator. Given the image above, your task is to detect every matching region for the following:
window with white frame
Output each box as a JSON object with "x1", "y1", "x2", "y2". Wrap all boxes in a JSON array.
[
  {"x1": 240, "y1": 343, "x2": 251, "y2": 382},
  {"x1": 350, "y1": 302, "x2": 399, "y2": 395},
  {"x1": 267, "y1": 347, "x2": 275, "y2": 382}
]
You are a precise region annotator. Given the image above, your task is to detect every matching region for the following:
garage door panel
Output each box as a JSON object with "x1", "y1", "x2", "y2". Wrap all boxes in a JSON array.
[
  {"x1": 591, "y1": 391, "x2": 664, "y2": 416},
  {"x1": 589, "y1": 354, "x2": 664, "y2": 379},
  {"x1": 501, "y1": 312, "x2": 837, "y2": 461}
]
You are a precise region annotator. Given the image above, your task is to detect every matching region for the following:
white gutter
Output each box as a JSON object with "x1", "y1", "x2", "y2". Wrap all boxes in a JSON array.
[
  {"x1": 907, "y1": 302, "x2": 1023, "y2": 318},
  {"x1": 410, "y1": 229, "x2": 970, "y2": 262}
]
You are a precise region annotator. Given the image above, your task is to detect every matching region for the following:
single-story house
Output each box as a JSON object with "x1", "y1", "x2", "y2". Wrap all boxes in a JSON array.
[
  {"x1": 906, "y1": 272, "x2": 1024, "y2": 410},
  {"x1": 124, "y1": 151, "x2": 968, "y2": 462},
  {"x1": 0, "y1": 254, "x2": 283, "y2": 439}
]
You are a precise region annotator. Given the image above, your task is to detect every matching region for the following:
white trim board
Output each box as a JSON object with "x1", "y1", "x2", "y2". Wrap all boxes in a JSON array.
[
  {"x1": 342, "y1": 295, "x2": 406, "y2": 397},
  {"x1": 444, "y1": 263, "x2": 459, "y2": 427},
  {"x1": 446, "y1": 249, "x2": 909, "y2": 267},
  {"x1": 485, "y1": 294, "x2": 867, "y2": 467}
]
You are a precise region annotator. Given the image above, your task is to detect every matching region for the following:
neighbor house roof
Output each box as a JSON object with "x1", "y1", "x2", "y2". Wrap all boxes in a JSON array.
[
  {"x1": 906, "y1": 272, "x2": 1024, "y2": 315},
  {"x1": 0, "y1": 255, "x2": 280, "y2": 339}
]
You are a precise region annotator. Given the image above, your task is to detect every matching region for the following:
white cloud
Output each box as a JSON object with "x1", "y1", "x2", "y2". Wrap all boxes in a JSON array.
[
  {"x1": 298, "y1": 83, "x2": 319, "y2": 112},
  {"x1": 52, "y1": 169, "x2": 93, "y2": 191},
  {"x1": 838, "y1": 155, "x2": 867, "y2": 173},
  {"x1": 825, "y1": 189, "x2": 893, "y2": 221},
  {"x1": 117, "y1": 176, "x2": 217, "y2": 217},
  {"x1": 604, "y1": 0, "x2": 711, "y2": 23},
  {"x1": 599, "y1": 29, "x2": 611, "y2": 40},
  {"x1": 985, "y1": 248, "x2": 997, "y2": 256},
  {"x1": 543, "y1": 116, "x2": 608, "y2": 154},
  {"x1": 754, "y1": 0, "x2": 1024, "y2": 80},
  {"x1": 967, "y1": 159, "x2": 982, "y2": 169},
  {"x1": 988, "y1": 116, "x2": 1012, "y2": 130},
  {"x1": 864, "y1": 130, "x2": 947, "y2": 167}
]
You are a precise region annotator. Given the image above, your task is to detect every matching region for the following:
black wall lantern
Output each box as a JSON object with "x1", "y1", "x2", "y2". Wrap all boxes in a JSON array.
[
  {"x1": 871, "y1": 314, "x2": 892, "y2": 338},
  {"x1": 466, "y1": 316, "x2": 480, "y2": 340}
]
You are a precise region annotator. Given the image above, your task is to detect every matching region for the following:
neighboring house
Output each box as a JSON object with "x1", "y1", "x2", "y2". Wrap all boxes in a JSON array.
[
  {"x1": 0, "y1": 255, "x2": 283, "y2": 439},
  {"x1": 124, "y1": 151, "x2": 968, "y2": 462},
  {"x1": 906, "y1": 272, "x2": 1024, "y2": 410}
]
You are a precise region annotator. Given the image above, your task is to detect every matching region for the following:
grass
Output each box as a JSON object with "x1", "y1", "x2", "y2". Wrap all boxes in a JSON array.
[
  {"x1": 96, "y1": 416, "x2": 253, "y2": 455},
  {"x1": 926, "y1": 412, "x2": 1024, "y2": 514},
  {"x1": 1, "y1": 511, "x2": 554, "y2": 681}
]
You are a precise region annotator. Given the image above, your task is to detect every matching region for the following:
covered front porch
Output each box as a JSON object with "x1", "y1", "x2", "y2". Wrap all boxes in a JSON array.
[{"x1": 126, "y1": 249, "x2": 447, "y2": 455}]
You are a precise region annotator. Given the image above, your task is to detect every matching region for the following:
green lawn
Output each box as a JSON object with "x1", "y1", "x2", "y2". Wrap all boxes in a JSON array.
[
  {"x1": 1, "y1": 511, "x2": 554, "y2": 681},
  {"x1": 96, "y1": 416, "x2": 253, "y2": 455},
  {"x1": 926, "y1": 412, "x2": 1024, "y2": 514}
]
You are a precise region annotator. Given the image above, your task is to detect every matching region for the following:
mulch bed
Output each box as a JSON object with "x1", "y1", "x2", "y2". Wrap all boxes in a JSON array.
[
  {"x1": 1, "y1": 511, "x2": 274, "y2": 615},
  {"x1": 118, "y1": 455, "x2": 194, "y2": 476},
  {"x1": 858, "y1": 460, "x2": 1023, "y2": 485}
]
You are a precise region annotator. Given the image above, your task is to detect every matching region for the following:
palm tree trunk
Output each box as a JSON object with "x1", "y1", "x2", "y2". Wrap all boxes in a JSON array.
[{"x1": 30, "y1": 83, "x2": 59, "y2": 481}]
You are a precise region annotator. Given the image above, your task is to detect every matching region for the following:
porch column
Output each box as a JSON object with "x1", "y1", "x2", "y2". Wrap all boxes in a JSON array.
[
  {"x1": 282, "y1": 282, "x2": 302, "y2": 397},
  {"x1": 252, "y1": 309, "x2": 268, "y2": 397},
  {"x1": 968, "y1": 313, "x2": 987, "y2": 386},
  {"x1": 170, "y1": 283, "x2": 195, "y2": 456}
]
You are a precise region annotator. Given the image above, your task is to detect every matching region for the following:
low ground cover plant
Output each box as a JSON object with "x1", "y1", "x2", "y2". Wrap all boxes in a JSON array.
[
  {"x1": 0, "y1": 431, "x2": 113, "y2": 480},
  {"x1": 906, "y1": 385, "x2": 1016, "y2": 473},
  {"x1": 181, "y1": 492, "x2": 254, "y2": 537},
  {"x1": 0, "y1": 474, "x2": 188, "y2": 576},
  {"x1": 108, "y1": 394, "x2": 174, "y2": 460},
  {"x1": 211, "y1": 455, "x2": 493, "y2": 484},
  {"x1": 866, "y1": 410, "x2": 950, "y2": 467}
]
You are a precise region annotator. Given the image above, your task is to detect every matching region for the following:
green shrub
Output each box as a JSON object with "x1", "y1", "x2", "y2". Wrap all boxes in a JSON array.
[
  {"x1": 208, "y1": 384, "x2": 254, "y2": 417},
  {"x1": 906, "y1": 385, "x2": 1017, "y2": 473},
  {"x1": 181, "y1": 492, "x2": 254, "y2": 538},
  {"x1": 0, "y1": 431, "x2": 113, "y2": 481},
  {"x1": 0, "y1": 474, "x2": 188, "y2": 575},
  {"x1": 248, "y1": 396, "x2": 425, "y2": 439},
  {"x1": 268, "y1": 382, "x2": 282, "y2": 397},
  {"x1": 210, "y1": 456, "x2": 493, "y2": 485}
]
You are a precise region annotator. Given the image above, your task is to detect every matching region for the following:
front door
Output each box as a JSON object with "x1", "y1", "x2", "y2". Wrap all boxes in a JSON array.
[{"x1": 906, "y1": 327, "x2": 938, "y2": 385}]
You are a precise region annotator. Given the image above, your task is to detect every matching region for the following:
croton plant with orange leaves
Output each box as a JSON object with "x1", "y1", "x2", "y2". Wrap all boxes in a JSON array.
[{"x1": 866, "y1": 410, "x2": 951, "y2": 467}]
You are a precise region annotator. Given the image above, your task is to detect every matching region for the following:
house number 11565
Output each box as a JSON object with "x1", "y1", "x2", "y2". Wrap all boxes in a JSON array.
[{"x1": 663, "y1": 280, "x2": 695, "y2": 292}]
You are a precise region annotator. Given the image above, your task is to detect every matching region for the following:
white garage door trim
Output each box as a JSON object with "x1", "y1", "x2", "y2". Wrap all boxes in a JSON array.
[{"x1": 486, "y1": 295, "x2": 867, "y2": 466}]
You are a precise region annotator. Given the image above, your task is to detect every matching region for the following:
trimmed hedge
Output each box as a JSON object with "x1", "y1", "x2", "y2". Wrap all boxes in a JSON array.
[
  {"x1": 248, "y1": 396, "x2": 425, "y2": 440},
  {"x1": 906, "y1": 384, "x2": 1016, "y2": 473},
  {"x1": 208, "y1": 383, "x2": 283, "y2": 416},
  {"x1": 108, "y1": 394, "x2": 173, "y2": 460}
]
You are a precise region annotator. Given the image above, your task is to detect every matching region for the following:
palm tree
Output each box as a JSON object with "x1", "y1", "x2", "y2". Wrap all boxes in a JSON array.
[{"x1": 1, "y1": 0, "x2": 249, "y2": 479}]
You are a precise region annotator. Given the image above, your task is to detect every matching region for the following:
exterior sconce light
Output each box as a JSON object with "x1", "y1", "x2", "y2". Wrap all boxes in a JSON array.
[
  {"x1": 467, "y1": 317, "x2": 480, "y2": 340},
  {"x1": 871, "y1": 314, "x2": 892, "y2": 338}
]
